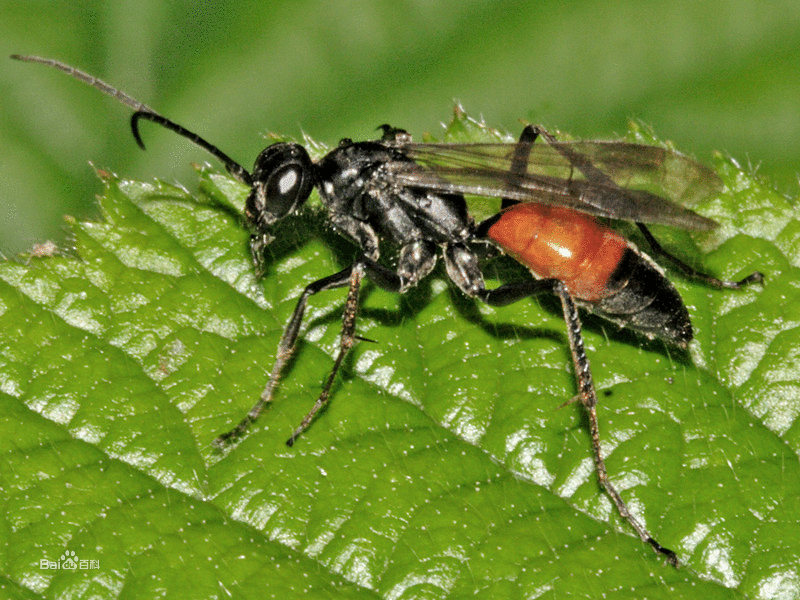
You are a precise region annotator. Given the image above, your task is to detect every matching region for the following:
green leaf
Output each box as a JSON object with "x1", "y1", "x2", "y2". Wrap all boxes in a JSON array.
[{"x1": 2, "y1": 112, "x2": 799, "y2": 599}]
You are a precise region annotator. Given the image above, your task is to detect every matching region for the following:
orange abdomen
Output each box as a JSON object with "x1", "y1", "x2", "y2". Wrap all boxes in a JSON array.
[{"x1": 487, "y1": 203, "x2": 628, "y2": 302}]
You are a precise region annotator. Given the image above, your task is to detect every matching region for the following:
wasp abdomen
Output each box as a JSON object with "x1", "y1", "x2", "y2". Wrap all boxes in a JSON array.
[
  {"x1": 598, "y1": 248, "x2": 692, "y2": 346},
  {"x1": 487, "y1": 203, "x2": 692, "y2": 346},
  {"x1": 486, "y1": 203, "x2": 627, "y2": 301}
]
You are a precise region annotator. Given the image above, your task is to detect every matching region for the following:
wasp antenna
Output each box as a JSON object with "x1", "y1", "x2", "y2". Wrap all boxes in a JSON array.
[
  {"x1": 132, "y1": 111, "x2": 253, "y2": 185},
  {"x1": 11, "y1": 54, "x2": 253, "y2": 187},
  {"x1": 11, "y1": 54, "x2": 155, "y2": 115}
]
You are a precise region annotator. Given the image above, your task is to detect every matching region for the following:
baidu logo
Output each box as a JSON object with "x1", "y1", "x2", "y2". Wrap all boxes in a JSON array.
[{"x1": 40, "y1": 550, "x2": 99, "y2": 570}]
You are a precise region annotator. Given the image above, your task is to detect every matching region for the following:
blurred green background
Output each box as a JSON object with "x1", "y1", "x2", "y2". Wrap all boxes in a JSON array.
[{"x1": 2, "y1": 0, "x2": 799, "y2": 257}]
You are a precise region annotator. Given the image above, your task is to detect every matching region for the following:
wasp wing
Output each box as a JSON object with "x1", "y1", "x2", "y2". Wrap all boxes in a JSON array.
[{"x1": 391, "y1": 141, "x2": 721, "y2": 230}]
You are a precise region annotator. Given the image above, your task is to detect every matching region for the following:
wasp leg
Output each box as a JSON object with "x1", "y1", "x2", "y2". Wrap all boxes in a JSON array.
[
  {"x1": 216, "y1": 238, "x2": 440, "y2": 448},
  {"x1": 444, "y1": 242, "x2": 678, "y2": 564},
  {"x1": 636, "y1": 222, "x2": 764, "y2": 289},
  {"x1": 555, "y1": 282, "x2": 679, "y2": 567},
  {"x1": 285, "y1": 264, "x2": 365, "y2": 446},
  {"x1": 284, "y1": 241, "x2": 437, "y2": 445},
  {"x1": 473, "y1": 127, "x2": 679, "y2": 562},
  {"x1": 214, "y1": 265, "x2": 359, "y2": 448},
  {"x1": 501, "y1": 124, "x2": 540, "y2": 210},
  {"x1": 503, "y1": 123, "x2": 597, "y2": 206},
  {"x1": 524, "y1": 124, "x2": 621, "y2": 188}
]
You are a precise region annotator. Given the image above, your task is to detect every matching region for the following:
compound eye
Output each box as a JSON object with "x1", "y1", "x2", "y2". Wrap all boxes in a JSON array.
[
  {"x1": 248, "y1": 143, "x2": 314, "y2": 225},
  {"x1": 267, "y1": 164, "x2": 304, "y2": 210}
]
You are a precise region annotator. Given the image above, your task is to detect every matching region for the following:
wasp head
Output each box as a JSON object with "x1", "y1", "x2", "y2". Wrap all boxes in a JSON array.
[{"x1": 245, "y1": 143, "x2": 315, "y2": 233}]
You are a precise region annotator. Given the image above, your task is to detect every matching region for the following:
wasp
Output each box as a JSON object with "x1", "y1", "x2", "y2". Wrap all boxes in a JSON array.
[{"x1": 12, "y1": 54, "x2": 763, "y2": 565}]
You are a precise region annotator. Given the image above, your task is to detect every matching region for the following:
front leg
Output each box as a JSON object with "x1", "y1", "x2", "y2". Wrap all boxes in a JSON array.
[
  {"x1": 214, "y1": 264, "x2": 359, "y2": 448},
  {"x1": 286, "y1": 264, "x2": 365, "y2": 446},
  {"x1": 282, "y1": 239, "x2": 438, "y2": 444},
  {"x1": 216, "y1": 237, "x2": 438, "y2": 447},
  {"x1": 249, "y1": 232, "x2": 275, "y2": 276}
]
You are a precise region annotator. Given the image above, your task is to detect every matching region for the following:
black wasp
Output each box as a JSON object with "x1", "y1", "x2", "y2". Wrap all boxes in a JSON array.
[{"x1": 12, "y1": 54, "x2": 763, "y2": 566}]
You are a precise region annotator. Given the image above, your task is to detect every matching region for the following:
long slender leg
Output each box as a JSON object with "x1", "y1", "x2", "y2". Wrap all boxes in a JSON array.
[
  {"x1": 525, "y1": 124, "x2": 616, "y2": 188},
  {"x1": 554, "y1": 282, "x2": 679, "y2": 566},
  {"x1": 471, "y1": 127, "x2": 679, "y2": 561},
  {"x1": 213, "y1": 265, "x2": 357, "y2": 448},
  {"x1": 445, "y1": 255, "x2": 679, "y2": 562},
  {"x1": 636, "y1": 222, "x2": 764, "y2": 289},
  {"x1": 502, "y1": 125, "x2": 539, "y2": 210},
  {"x1": 282, "y1": 243, "x2": 442, "y2": 445},
  {"x1": 215, "y1": 251, "x2": 424, "y2": 448},
  {"x1": 285, "y1": 264, "x2": 364, "y2": 446},
  {"x1": 531, "y1": 127, "x2": 678, "y2": 561}
]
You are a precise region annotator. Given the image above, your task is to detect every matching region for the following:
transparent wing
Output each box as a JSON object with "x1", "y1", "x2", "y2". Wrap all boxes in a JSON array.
[{"x1": 389, "y1": 140, "x2": 721, "y2": 230}]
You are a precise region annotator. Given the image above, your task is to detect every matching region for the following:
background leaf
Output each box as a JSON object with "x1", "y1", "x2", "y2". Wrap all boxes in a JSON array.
[{"x1": 1, "y1": 113, "x2": 798, "y2": 599}]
